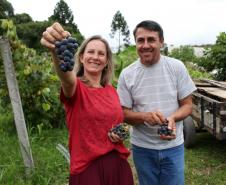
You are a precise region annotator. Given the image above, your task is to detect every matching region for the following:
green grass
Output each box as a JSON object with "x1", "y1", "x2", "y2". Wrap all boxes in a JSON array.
[
  {"x1": 185, "y1": 132, "x2": 226, "y2": 185},
  {"x1": 0, "y1": 127, "x2": 69, "y2": 185},
  {"x1": 1, "y1": 125, "x2": 226, "y2": 185}
]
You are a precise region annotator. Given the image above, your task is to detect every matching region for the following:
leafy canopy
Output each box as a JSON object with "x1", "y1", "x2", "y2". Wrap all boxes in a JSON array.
[
  {"x1": 0, "y1": 0, "x2": 14, "y2": 19},
  {"x1": 49, "y1": 0, "x2": 74, "y2": 26},
  {"x1": 169, "y1": 45, "x2": 196, "y2": 63},
  {"x1": 208, "y1": 32, "x2": 226, "y2": 80}
]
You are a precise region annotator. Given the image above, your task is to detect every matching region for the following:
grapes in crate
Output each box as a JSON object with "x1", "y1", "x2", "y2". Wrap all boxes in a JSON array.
[
  {"x1": 55, "y1": 37, "x2": 79, "y2": 72},
  {"x1": 110, "y1": 123, "x2": 130, "y2": 140}
]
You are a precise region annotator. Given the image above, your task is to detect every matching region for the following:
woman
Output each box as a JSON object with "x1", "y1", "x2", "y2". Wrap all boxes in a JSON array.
[{"x1": 40, "y1": 22, "x2": 134, "y2": 185}]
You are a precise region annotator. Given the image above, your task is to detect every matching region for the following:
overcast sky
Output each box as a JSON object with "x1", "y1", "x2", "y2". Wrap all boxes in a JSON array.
[{"x1": 7, "y1": 0, "x2": 226, "y2": 49}]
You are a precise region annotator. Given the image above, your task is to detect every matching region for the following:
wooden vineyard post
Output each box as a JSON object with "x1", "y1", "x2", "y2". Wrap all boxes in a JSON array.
[{"x1": 0, "y1": 39, "x2": 34, "y2": 175}]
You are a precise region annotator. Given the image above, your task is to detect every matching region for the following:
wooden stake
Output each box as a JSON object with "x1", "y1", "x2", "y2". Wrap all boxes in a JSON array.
[{"x1": 0, "y1": 39, "x2": 34, "y2": 175}]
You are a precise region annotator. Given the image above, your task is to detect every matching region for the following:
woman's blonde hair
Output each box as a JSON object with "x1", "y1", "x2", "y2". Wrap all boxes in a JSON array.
[{"x1": 75, "y1": 35, "x2": 114, "y2": 86}]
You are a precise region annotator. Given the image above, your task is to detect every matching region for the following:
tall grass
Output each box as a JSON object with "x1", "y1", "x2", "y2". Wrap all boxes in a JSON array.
[
  {"x1": 1, "y1": 121, "x2": 226, "y2": 185},
  {"x1": 0, "y1": 126, "x2": 69, "y2": 185}
]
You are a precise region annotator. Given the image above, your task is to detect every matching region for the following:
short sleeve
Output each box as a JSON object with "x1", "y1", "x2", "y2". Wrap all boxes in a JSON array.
[
  {"x1": 117, "y1": 71, "x2": 133, "y2": 108},
  {"x1": 176, "y1": 62, "x2": 197, "y2": 100}
]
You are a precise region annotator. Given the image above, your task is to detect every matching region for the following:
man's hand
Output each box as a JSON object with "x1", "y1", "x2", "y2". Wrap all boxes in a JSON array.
[
  {"x1": 158, "y1": 118, "x2": 176, "y2": 140},
  {"x1": 143, "y1": 111, "x2": 165, "y2": 126}
]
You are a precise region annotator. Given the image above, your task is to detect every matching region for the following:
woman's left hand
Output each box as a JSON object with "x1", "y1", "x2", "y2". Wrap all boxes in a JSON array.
[{"x1": 108, "y1": 131, "x2": 123, "y2": 143}]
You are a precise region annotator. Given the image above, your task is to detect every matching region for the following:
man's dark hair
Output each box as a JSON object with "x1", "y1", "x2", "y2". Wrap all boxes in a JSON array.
[{"x1": 133, "y1": 20, "x2": 164, "y2": 40}]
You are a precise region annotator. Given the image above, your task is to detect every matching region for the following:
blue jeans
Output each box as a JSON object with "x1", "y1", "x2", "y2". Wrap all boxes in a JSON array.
[{"x1": 132, "y1": 144, "x2": 184, "y2": 185}]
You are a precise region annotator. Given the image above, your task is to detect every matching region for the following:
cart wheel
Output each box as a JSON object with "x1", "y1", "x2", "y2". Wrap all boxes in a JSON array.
[{"x1": 183, "y1": 116, "x2": 196, "y2": 148}]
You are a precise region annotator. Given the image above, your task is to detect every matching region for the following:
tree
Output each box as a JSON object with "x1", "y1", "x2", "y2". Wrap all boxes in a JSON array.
[
  {"x1": 207, "y1": 32, "x2": 226, "y2": 80},
  {"x1": 0, "y1": 0, "x2": 14, "y2": 19},
  {"x1": 169, "y1": 45, "x2": 196, "y2": 63},
  {"x1": 7, "y1": 0, "x2": 84, "y2": 51},
  {"x1": 0, "y1": 0, "x2": 14, "y2": 36},
  {"x1": 12, "y1": 13, "x2": 33, "y2": 24},
  {"x1": 16, "y1": 21, "x2": 51, "y2": 51},
  {"x1": 110, "y1": 10, "x2": 130, "y2": 53},
  {"x1": 48, "y1": 0, "x2": 84, "y2": 44},
  {"x1": 49, "y1": 0, "x2": 74, "y2": 26}
]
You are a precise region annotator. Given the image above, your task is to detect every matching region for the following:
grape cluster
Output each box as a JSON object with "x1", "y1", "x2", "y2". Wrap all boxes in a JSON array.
[
  {"x1": 110, "y1": 123, "x2": 130, "y2": 140},
  {"x1": 157, "y1": 124, "x2": 173, "y2": 136},
  {"x1": 55, "y1": 37, "x2": 79, "y2": 72}
]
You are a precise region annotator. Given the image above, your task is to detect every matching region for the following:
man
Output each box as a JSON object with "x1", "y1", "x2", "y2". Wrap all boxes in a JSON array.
[{"x1": 117, "y1": 20, "x2": 197, "y2": 185}]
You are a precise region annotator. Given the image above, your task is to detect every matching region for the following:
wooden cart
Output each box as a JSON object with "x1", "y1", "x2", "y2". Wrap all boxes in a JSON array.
[{"x1": 183, "y1": 79, "x2": 226, "y2": 148}]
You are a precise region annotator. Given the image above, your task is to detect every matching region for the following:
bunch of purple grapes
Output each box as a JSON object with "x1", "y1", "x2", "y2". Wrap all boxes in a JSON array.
[
  {"x1": 55, "y1": 37, "x2": 79, "y2": 72},
  {"x1": 157, "y1": 124, "x2": 173, "y2": 136},
  {"x1": 110, "y1": 123, "x2": 130, "y2": 140}
]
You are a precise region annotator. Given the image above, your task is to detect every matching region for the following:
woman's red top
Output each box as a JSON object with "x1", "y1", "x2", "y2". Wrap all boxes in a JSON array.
[{"x1": 60, "y1": 78, "x2": 130, "y2": 175}]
